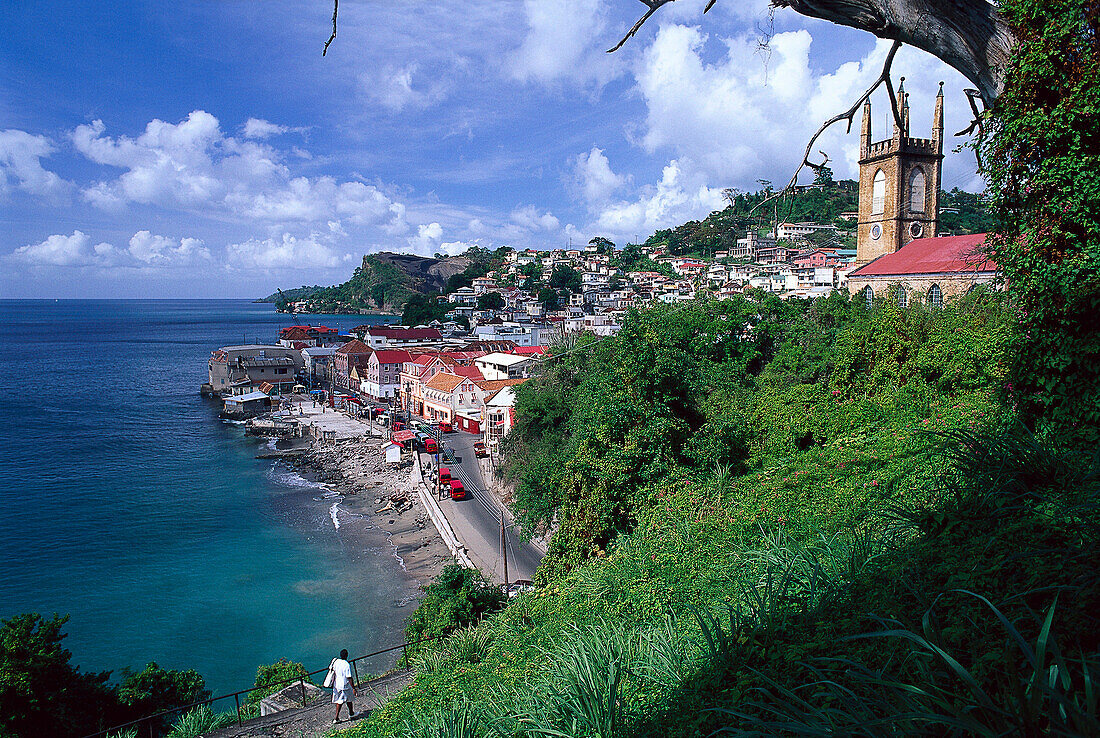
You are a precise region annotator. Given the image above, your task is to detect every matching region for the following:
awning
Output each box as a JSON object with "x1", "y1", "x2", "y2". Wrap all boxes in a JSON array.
[{"x1": 392, "y1": 430, "x2": 415, "y2": 442}]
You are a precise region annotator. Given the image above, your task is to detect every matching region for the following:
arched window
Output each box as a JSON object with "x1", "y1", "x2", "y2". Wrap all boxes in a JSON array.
[
  {"x1": 896, "y1": 286, "x2": 908, "y2": 309},
  {"x1": 872, "y1": 170, "x2": 886, "y2": 214},
  {"x1": 864, "y1": 285, "x2": 874, "y2": 308},
  {"x1": 928, "y1": 283, "x2": 943, "y2": 308},
  {"x1": 909, "y1": 168, "x2": 926, "y2": 212}
]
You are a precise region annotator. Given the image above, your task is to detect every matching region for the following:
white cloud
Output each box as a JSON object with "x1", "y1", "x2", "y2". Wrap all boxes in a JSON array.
[
  {"x1": 226, "y1": 233, "x2": 346, "y2": 270},
  {"x1": 360, "y1": 64, "x2": 444, "y2": 112},
  {"x1": 510, "y1": 205, "x2": 560, "y2": 231},
  {"x1": 71, "y1": 111, "x2": 407, "y2": 234},
  {"x1": 632, "y1": 25, "x2": 977, "y2": 189},
  {"x1": 406, "y1": 222, "x2": 444, "y2": 256},
  {"x1": 592, "y1": 157, "x2": 725, "y2": 236},
  {"x1": 0, "y1": 130, "x2": 72, "y2": 201},
  {"x1": 241, "y1": 118, "x2": 302, "y2": 139},
  {"x1": 12, "y1": 231, "x2": 101, "y2": 266},
  {"x1": 11, "y1": 229, "x2": 213, "y2": 269},
  {"x1": 570, "y1": 147, "x2": 627, "y2": 206},
  {"x1": 127, "y1": 231, "x2": 212, "y2": 265},
  {"x1": 509, "y1": 0, "x2": 622, "y2": 87}
]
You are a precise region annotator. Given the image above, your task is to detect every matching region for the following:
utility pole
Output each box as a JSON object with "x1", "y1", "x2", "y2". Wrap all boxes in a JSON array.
[{"x1": 500, "y1": 511, "x2": 509, "y2": 588}]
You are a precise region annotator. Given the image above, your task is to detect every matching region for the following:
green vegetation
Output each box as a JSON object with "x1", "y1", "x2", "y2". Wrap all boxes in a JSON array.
[
  {"x1": 402, "y1": 292, "x2": 449, "y2": 326},
  {"x1": 342, "y1": 288, "x2": 1098, "y2": 738},
  {"x1": 404, "y1": 565, "x2": 507, "y2": 661},
  {"x1": 246, "y1": 657, "x2": 310, "y2": 707},
  {"x1": 982, "y1": 0, "x2": 1100, "y2": 444},
  {"x1": 0, "y1": 613, "x2": 216, "y2": 738}
]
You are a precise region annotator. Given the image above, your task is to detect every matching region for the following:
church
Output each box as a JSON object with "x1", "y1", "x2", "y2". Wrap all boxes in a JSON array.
[{"x1": 846, "y1": 82, "x2": 998, "y2": 307}]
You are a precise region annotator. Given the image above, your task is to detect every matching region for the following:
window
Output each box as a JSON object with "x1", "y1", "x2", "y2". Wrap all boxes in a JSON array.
[
  {"x1": 871, "y1": 170, "x2": 886, "y2": 214},
  {"x1": 928, "y1": 284, "x2": 943, "y2": 309},
  {"x1": 896, "y1": 286, "x2": 908, "y2": 309},
  {"x1": 864, "y1": 286, "x2": 874, "y2": 307},
  {"x1": 909, "y1": 168, "x2": 926, "y2": 212}
]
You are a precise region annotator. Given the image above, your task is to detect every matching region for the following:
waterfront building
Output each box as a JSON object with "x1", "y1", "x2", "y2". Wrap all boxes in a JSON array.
[
  {"x1": 333, "y1": 339, "x2": 373, "y2": 391},
  {"x1": 277, "y1": 324, "x2": 341, "y2": 347},
  {"x1": 301, "y1": 346, "x2": 336, "y2": 388},
  {"x1": 208, "y1": 345, "x2": 303, "y2": 395}
]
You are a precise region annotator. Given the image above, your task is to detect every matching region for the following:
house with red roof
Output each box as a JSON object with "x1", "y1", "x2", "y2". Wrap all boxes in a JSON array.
[
  {"x1": 278, "y1": 324, "x2": 341, "y2": 347},
  {"x1": 847, "y1": 233, "x2": 997, "y2": 307},
  {"x1": 333, "y1": 339, "x2": 373, "y2": 390},
  {"x1": 360, "y1": 349, "x2": 413, "y2": 401}
]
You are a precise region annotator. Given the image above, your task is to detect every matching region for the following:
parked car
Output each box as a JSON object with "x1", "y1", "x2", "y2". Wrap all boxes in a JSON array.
[
  {"x1": 473, "y1": 441, "x2": 488, "y2": 458},
  {"x1": 449, "y1": 479, "x2": 466, "y2": 500},
  {"x1": 438, "y1": 466, "x2": 451, "y2": 484},
  {"x1": 424, "y1": 438, "x2": 439, "y2": 454},
  {"x1": 438, "y1": 421, "x2": 453, "y2": 433}
]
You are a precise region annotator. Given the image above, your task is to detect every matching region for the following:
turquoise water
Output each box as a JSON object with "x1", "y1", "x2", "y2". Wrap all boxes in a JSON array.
[{"x1": 0, "y1": 301, "x2": 409, "y2": 696}]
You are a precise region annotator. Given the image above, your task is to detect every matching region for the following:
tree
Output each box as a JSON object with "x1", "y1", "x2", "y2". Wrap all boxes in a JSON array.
[
  {"x1": 247, "y1": 659, "x2": 309, "y2": 706},
  {"x1": 549, "y1": 265, "x2": 582, "y2": 293},
  {"x1": 476, "y1": 292, "x2": 505, "y2": 311},
  {"x1": 0, "y1": 613, "x2": 119, "y2": 738},
  {"x1": 405, "y1": 565, "x2": 506, "y2": 646},
  {"x1": 588, "y1": 236, "x2": 615, "y2": 254},
  {"x1": 812, "y1": 165, "x2": 833, "y2": 187},
  {"x1": 116, "y1": 662, "x2": 210, "y2": 734},
  {"x1": 519, "y1": 262, "x2": 542, "y2": 291},
  {"x1": 537, "y1": 287, "x2": 560, "y2": 311},
  {"x1": 402, "y1": 292, "x2": 448, "y2": 326}
]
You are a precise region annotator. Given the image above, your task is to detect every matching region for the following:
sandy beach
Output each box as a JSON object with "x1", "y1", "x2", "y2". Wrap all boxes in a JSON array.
[{"x1": 285, "y1": 434, "x2": 452, "y2": 590}]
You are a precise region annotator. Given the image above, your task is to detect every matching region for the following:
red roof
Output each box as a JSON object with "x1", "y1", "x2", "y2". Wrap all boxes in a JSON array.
[
  {"x1": 335, "y1": 339, "x2": 373, "y2": 356},
  {"x1": 511, "y1": 346, "x2": 547, "y2": 356},
  {"x1": 452, "y1": 366, "x2": 485, "y2": 381},
  {"x1": 850, "y1": 234, "x2": 995, "y2": 277},
  {"x1": 366, "y1": 327, "x2": 442, "y2": 340},
  {"x1": 372, "y1": 349, "x2": 413, "y2": 365}
]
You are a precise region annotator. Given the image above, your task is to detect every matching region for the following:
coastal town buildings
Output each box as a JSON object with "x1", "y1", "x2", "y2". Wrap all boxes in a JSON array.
[{"x1": 208, "y1": 345, "x2": 303, "y2": 395}]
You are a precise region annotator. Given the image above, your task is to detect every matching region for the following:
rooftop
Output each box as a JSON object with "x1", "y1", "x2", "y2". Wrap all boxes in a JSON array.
[{"x1": 850, "y1": 234, "x2": 994, "y2": 277}]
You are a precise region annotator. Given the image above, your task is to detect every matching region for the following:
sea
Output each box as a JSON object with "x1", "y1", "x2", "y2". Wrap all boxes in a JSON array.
[{"x1": 0, "y1": 300, "x2": 410, "y2": 697}]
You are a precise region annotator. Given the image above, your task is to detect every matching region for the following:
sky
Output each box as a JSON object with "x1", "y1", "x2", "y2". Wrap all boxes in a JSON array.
[{"x1": 0, "y1": 0, "x2": 986, "y2": 299}]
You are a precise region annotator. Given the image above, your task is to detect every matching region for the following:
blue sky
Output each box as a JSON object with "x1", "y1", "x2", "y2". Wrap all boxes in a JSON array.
[{"x1": 1, "y1": 0, "x2": 984, "y2": 298}]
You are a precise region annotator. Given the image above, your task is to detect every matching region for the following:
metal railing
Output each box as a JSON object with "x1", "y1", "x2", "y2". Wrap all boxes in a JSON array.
[{"x1": 82, "y1": 636, "x2": 440, "y2": 738}]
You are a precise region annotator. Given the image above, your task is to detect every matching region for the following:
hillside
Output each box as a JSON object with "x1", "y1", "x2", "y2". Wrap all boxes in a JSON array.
[
  {"x1": 346, "y1": 292, "x2": 1100, "y2": 738},
  {"x1": 269, "y1": 253, "x2": 471, "y2": 313}
]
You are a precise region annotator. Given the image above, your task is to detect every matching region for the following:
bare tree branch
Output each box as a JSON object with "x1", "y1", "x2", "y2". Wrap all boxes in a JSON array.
[
  {"x1": 747, "y1": 40, "x2": 903, "y2": 218},
  {"x1": 954, "y1": 88, "x2": 985, "y2": 137},
  {"x1": 608, "y1": 0, "x2": 675, "y2": 53},
  {"x1": 323, "y1": 0, "x2": 339, "y2": 57}
]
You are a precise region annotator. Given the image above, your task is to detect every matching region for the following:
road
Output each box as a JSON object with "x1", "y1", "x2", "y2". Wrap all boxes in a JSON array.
[{"x1": 418, "y1": 431, "x2": 543, "y2": 584}]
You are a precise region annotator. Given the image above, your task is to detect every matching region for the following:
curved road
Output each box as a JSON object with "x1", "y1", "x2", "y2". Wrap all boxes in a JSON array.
[{"x1": 418, "y1": 432, "x2": 543, "y2": 584}]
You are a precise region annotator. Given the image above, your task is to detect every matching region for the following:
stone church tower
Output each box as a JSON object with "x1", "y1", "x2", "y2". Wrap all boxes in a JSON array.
[{"x1": 856, "y1": 80, "x2": 944, "y2": 265}]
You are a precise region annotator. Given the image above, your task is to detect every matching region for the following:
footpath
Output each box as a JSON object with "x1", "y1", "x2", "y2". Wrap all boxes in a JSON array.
[{"x1": 203, "y1": 669, "x2": 412, "y2": 738}]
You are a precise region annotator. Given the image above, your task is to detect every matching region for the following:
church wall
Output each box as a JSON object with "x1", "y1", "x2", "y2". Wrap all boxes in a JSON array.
[{"x1": 849, "y1": 272, "x2": 998, "y2": 304}]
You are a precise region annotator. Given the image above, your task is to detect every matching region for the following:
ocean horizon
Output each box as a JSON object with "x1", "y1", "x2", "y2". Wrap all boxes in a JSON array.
[{"x1": 0, "y1": 300, "x2": 412, "y2": 697}]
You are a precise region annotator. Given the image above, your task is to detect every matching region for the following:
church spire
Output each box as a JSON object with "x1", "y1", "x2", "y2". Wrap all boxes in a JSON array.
[
  {"x1": 933, "y1": 81, "x2": 945, "y2": 153},
  {"x1": 860, "y1": 99, "x2": 872, "y2": 158}
]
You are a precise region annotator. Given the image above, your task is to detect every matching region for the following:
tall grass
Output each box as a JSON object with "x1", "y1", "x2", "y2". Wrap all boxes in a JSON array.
[{"x1": 712, "y1": 591, "x2": 1099, "y2": 736}]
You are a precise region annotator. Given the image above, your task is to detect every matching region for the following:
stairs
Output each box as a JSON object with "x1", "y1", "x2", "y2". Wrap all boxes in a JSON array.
[{"x1": 203, "y1": 669, "x2": 413, "y2": 738}]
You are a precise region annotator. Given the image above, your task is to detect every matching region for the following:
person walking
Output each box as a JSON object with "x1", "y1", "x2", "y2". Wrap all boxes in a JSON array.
[{"x1": 326, "y1": 649, "x2": 357, "y2": 724}]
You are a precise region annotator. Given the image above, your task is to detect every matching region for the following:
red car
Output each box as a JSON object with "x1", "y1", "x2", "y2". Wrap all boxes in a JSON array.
[
  {"x1": 473, "y1": 441, "x2": 488, "y2": 458},
  {"x1": 438, "y1": 466, "x2": 451, "y2": 485},
  {"x1": 449, "y1": 479, "x2": 466, "y2": 500},
  {"x1": 424, "y1": 438, "x2": 439, "y2": 454},
  {"x1": 438, "y1": 421, "x2": 453, "y2": 433}
]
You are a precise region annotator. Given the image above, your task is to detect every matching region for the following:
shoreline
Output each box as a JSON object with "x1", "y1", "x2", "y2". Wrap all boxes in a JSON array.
[{"x1": 282, "y1": 435, "x2": 451, "y2": 596}]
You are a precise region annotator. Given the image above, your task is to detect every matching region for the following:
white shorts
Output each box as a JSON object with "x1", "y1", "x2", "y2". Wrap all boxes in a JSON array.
[{"x1": 332, "y1": 685, "x2": 353, "y2": 704}]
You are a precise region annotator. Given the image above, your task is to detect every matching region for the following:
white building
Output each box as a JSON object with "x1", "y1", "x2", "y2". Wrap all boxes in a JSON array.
[{"x1": 473, "y1": 352, "x2": 534, "y2": 380}]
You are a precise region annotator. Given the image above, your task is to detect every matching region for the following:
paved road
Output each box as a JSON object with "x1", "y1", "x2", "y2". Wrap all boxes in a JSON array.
[{"x1": 419, "y1": 432, "x2": 543, "y2": 583}]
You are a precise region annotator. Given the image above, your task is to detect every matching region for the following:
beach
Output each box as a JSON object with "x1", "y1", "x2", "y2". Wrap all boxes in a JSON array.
[{"x1": 284, "y1": 433, "x2": 452, "y2": 589}]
